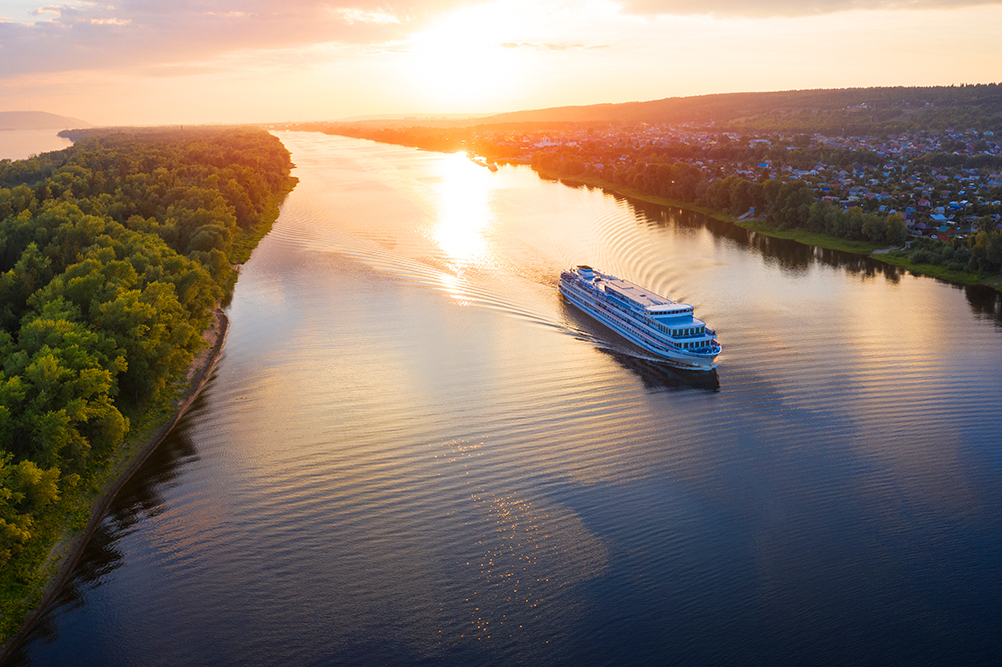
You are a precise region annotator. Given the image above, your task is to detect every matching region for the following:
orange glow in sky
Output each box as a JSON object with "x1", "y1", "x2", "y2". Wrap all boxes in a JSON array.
[{"x1": 0, "y1": 0, "x2": 1000, "y2": 125}]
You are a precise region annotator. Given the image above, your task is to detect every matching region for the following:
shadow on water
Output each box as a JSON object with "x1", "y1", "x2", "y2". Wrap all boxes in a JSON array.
[
  {"x1": 5, "y1": 390, "x2": 209, "y2": 666},
  {"x1": 603, "y1": 349, "x2": 721, "y2": 393},
  {"x1": 559, "y1": 300, "x2": 720, "y2": 393}
]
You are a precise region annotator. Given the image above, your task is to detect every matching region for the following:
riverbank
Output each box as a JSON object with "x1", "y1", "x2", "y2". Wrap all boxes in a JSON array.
[
  {"x1": 530, "y1": 168, "x2": 1002, "y2": 292},
  {"x1": 0, "y1": 127, "x2": 298, "y2": 657},
  {"x1": 0, "y1": 307, "x2": 229, "y2": 662}
]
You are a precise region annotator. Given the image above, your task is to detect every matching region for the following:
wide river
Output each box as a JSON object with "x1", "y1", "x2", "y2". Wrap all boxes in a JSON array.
[{"x1": 10, "y1": 132, "x2": 1002, "y2": 666}]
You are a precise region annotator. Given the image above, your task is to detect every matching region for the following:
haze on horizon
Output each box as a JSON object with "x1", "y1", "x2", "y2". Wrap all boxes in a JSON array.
[{"x1": 1, "y1": 0, "x2": 1000, "y2": 126}]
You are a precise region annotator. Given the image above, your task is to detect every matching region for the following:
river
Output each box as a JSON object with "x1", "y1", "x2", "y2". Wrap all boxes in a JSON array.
[
  {"x1": 0, "y1": 130, "x2": 72, "y2": 161},
  {"x1": 9, "y1": 132, "x2": 1002, "y2": 666}
]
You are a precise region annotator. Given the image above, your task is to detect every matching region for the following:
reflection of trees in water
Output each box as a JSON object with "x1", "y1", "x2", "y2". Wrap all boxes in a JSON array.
[
  {"x1": 965, "y1": 285, "x2": 1002, "y2": 327},
  {"x1": 6, "y1": 391, "x2": 208, "y2": 665},
  {"x1": 625, "y1": 197, "x2": 907, "y2": 284},
  {"x1": 635, "y1": 196, "x2": 1002, "y2": 326}
]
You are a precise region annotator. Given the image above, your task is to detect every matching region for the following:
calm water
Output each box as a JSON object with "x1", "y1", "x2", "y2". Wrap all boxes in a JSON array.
[
  {"x1": 0, "y1": 130, "x2": 72, "y2": 161},
  {"x1": 9, "y1": 133, "x2": 1002, "y2": 666}
]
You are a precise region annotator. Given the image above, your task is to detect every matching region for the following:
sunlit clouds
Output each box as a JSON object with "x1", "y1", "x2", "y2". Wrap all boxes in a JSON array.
[
  {"x1": 404, "y1": 2, "x2": 536, "y2": 110},
  {"x1": 0, "y1": 0, "x2": 1000, "y2": 124}
]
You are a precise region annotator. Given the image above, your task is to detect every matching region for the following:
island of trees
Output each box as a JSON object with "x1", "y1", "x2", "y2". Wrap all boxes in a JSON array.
[{"x1": 0, "y1": 126, "x2": 296, "y2": 642}]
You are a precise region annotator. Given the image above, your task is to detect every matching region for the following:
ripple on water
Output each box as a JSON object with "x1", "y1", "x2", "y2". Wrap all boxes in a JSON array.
[{"x1": 12, "y1": 132, "x2": 1002, "y2": 667}]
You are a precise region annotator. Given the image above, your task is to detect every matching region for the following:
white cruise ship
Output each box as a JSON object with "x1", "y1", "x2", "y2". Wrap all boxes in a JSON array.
[{"x1": 559, "y1": 265, "x2": 721, "y2": 371}]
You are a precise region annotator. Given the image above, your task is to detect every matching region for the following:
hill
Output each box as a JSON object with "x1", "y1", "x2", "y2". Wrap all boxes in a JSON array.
[
  {"x1": 290, "y1": 85, "x2": 1001, "y2": 136},
  {"x1": 471, "y1": 85, "x2": 1002, "y2": 134},
  {"x1": 0, "y1": 111, "x2": 92, "y2": 131}
]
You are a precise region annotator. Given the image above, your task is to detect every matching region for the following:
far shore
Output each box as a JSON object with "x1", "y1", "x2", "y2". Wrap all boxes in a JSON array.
[{"x1": 0, "y1": 308, "x2": 230, "y2": 662}]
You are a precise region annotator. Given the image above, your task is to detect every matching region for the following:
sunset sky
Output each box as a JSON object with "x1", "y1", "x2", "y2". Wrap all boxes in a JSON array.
[{"x1": 1, "y1": 0, "x2": 1000, "y2": 126}]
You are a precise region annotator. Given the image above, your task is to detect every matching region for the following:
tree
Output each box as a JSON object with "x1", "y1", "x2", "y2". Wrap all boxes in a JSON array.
[{"x1": 885, "y1": 213, "x2": 908, "y2": 246}]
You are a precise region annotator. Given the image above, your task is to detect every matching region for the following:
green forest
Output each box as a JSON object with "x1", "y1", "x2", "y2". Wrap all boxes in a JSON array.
[{"x1": 0, "y1": 127, "x2": 295, "y2": 636}]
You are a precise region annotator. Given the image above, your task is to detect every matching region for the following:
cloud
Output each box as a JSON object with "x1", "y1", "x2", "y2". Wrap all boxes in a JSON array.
[
  {"x1": 335, "y1": 8, "x2": 401, "y2": 24},
  {"x1": 0, "y1": 1, "x2": 466, "y2": 77},
  {"x1": 500, "y1": 41, "x2": 608, "y2": 51},
  {"x1": 617, "y1": 0, "x2": 1002, "y2": 18}
]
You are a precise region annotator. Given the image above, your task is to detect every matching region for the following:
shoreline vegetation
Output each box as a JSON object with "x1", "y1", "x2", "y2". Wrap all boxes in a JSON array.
[
  {"x1": 530, "y1": 168, "x2": 1000, "y2": 290},
  {"x1": 0, "y1": 307, "x2": 229, "y2": 661},
  {"x1": 0, "y1": 127, "x2": 297, "y2": 652}
]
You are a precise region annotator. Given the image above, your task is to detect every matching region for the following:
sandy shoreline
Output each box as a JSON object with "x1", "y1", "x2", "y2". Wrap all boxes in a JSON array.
[{"x1": 0, "y1": 307, "x2": 230, "y2": 662}]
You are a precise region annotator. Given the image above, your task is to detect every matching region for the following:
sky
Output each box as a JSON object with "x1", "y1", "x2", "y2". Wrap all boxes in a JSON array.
[{"x1": 0, "y1": 0, "x2": 1000, "y2": 126}]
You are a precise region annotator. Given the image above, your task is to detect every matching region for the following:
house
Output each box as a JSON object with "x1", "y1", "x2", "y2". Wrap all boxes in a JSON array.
[{"x1": 933, "y1": 226, "x2": 956, "y2": 242}]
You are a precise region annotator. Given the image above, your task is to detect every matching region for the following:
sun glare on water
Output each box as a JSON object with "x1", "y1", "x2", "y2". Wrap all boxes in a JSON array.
[{"x1": 430, "y1": 152, "x2": 497, "y2": 269}]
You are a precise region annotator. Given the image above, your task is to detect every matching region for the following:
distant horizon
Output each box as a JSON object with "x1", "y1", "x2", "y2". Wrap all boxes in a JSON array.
[
  {"x1": 6, "y1": 80, "x2": 1002, "y2": 132},
  {"x1": 1, "y1": 1, "x2": 1000, "y2": 126}
]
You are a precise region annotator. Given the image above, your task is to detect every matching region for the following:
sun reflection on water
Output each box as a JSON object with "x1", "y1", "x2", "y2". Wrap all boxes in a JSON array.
[{"x1": 431, "y1": 152, "x2": 496, "y2": 270}]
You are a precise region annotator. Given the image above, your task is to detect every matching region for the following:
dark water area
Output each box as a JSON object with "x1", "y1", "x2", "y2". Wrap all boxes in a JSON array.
[{"x1": 9, "y1": 133, "x2": 1002, "y2": 666}]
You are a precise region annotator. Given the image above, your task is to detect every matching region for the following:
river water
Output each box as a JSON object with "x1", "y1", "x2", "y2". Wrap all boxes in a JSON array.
[
  {"x1": 0, "y1": 129, "x2": 72, "y2": 161},
  {"x1": 9, "y1": 132, "x2": 1002, "y2": 666}
]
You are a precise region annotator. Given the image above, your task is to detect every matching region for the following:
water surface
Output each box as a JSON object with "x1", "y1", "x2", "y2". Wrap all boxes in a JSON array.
[
  {"x1": 0, "y1": 130, "x2": 72, "y2": 161},
  {"x1": 11, "y1": 132, "x2": 1002, "y2": 666}
]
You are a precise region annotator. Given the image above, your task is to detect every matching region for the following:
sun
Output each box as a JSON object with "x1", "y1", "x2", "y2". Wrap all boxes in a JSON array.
[{"x1": 406, "y1": 6, "x2": 528, "y2": 111}]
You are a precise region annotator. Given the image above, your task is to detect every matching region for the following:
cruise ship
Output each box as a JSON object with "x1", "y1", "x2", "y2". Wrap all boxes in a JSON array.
[{"x1": 559, "y1": 265, "x2": 721, "y2": 371}]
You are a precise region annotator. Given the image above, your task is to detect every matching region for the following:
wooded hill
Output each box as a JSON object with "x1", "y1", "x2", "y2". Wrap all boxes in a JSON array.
[
  {"x1": 0, "y1": 127, "x2": 295, "y2": 635},
  {"x1": 305, "y1": 84, "x2": 1002, "y2": 135},
  {"x1": 476, "y1": 85, "x2": 1000, "y2": 132}
]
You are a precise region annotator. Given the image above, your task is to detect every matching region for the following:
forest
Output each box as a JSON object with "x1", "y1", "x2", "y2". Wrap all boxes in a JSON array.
[{"x1": 0, "y1": 127, "x2": 295, "y2": 612}]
